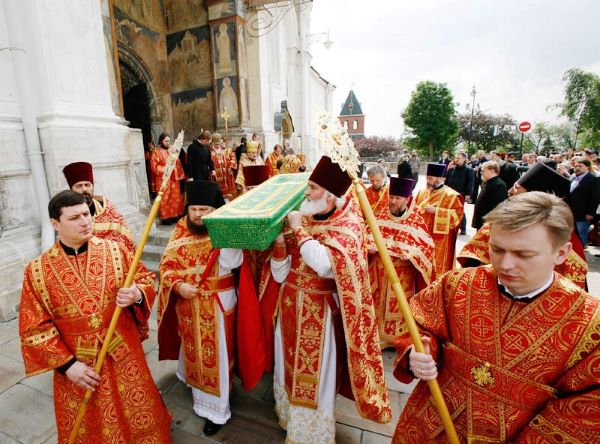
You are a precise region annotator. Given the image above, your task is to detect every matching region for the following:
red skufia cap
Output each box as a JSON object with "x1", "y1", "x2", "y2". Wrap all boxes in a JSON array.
[
  {"x1": 243, "y1": 165, "x2": 269, "y2": 187},
  {"x1": 63, "y1": 162, "x2": 93, "y2": 188},
  {"x1": 308, "y1": 156, "x2": 352, "y2": 197}
]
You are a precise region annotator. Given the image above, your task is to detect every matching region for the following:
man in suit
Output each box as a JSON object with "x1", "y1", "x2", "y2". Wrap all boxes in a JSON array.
[
  {"x1": 471, "y1": 161, "x2": 507, "y2": 230},
  {"x1": 445, "y1": 152, "x2": 474, "y2": 235},
  {"x1": 491, "y1": 151, "x2": 519, "y2": 189},
  {"x1": 570, "y1": 158, "x2": 600, "y2": 245},
  {"x1": 187, "y1": 131, "x2": 215, "y2": 181}
]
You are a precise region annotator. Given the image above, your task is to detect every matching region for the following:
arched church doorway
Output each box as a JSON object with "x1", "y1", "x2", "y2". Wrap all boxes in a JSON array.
[{"x1": 119, "y1": 62, "x2": 152, "y2": 147}]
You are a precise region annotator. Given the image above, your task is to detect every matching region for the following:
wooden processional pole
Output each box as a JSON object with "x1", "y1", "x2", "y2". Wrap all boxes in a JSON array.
[
  {"x1": 318, "y1": 115, "x2": 459, "y2": 444},
  {"x1": 68, "y1": 131, "x2": 185, "y2": 444}
]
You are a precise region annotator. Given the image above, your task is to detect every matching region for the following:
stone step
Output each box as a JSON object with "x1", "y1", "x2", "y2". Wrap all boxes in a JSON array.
[
  {"x1": 143, "y1": 260, "x2": 160, "y2": 274},
  {"x1": 145, "y1": 226, "x2": 174, "y2": 246},
  {"x1": 142, "y1": 244, "x2": 165, "y2": 263}
]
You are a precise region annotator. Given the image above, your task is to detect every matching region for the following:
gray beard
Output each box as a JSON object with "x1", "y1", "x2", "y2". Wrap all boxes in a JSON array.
[{"x1": 299, "y1": 195, "x2": 328, "y2": 216}]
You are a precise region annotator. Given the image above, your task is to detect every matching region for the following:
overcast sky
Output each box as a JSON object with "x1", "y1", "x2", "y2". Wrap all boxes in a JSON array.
[{"x1": 310, "y1": 0, "x2": 600, "y2": 138}]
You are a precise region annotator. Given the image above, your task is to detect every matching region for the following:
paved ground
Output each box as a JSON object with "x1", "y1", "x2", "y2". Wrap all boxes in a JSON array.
[{"x1": 1, "y1": 190, "x2": 599, "y2": 443}]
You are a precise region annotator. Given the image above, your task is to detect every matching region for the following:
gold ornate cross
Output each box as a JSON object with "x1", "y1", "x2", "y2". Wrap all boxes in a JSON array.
[{"x1": 220, "y1": 107, "x2": 231, "y2": 132}]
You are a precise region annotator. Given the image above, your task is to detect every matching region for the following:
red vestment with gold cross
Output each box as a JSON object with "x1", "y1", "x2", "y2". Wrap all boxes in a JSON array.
[
  {"x1": 150, "y1": 147, "x2": 185, "y2": 219},
  {"x1": 19, "y1": 237, "x2": 172, "y2": 444},
  {"x1": 91, "y1": 196, "x2": 135, "y2": 253},
  {"x1": 277, "y1": 198, "x2": 392, "y2": 423},
  {"x1": 415, "y1": 185, "x2": 464, "y2": 275},
  {"x1": 365, "y1": 183, "x2": 389, "y2": 216},
  {"x1": 210, "y1": 147, "x2": 237, "y2": 200},
  {"x1": 391, "y1": 266, "x2": 599, "y2": 443},
  {"x1": 156, "y1": 218, "x2": 265, "y2": 393},
  {"x1": 368, "y1": 201, "x2": 435, "y2": 348},
  {"x1": 458, "y1": 223, "x2": 588, "y2": 290}
]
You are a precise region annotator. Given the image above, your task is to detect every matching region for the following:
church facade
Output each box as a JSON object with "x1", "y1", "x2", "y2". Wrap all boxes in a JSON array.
[{"x1": 0, "y1": 0, "x2": 334, "y2": 320}]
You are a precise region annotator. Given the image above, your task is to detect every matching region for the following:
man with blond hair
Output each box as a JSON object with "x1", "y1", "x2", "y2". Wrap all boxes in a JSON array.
[{"x1": 392, "y1": 192, "x2": 599, "y2": 443}]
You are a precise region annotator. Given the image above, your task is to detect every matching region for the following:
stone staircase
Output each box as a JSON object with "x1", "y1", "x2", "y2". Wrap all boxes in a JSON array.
[{"x1": 141, "y1": 225, "x2": 174, "y2": 273}]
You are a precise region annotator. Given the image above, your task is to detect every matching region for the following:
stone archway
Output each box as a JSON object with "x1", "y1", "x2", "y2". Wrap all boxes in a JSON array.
[{"x1": 117, "y1": 44, "x2": 164, "y2": 145}]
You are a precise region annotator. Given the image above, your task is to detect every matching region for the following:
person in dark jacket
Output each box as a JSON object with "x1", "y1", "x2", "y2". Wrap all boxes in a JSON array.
[
  {"x1": 187, "y1": 131, "x2": 215, "y2": 181},
  {"x1": 472, "y1": 161, "x2": 508, "y2": 229},
  {"x1": 445, "y1": 152, "x2": 474, "y2": 234},
  {"x1": 397, "y1": 154, "x2": 412, "y2": 178},
  {"x1": 235, "y1": 137, "x2": 247, "y2": 164},
  {"x1": 569, "y1": 158, "x2": 600, "y2": 244},
  {"x1": 491, "y1": 151, "x2": 519, "y2": 189}
]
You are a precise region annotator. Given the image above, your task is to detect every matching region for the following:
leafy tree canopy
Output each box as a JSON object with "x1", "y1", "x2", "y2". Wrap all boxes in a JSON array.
[
  {"x1": 402, "y1": 81, "x2": 459, "y2": 160},
  {"x1": 354, "y1": 136, "x2": 400, "y2": 159}
]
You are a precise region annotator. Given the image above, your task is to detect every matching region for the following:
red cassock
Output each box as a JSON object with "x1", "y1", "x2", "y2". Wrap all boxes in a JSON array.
[
  {"x1": 365, "y1": 183, "x2": 390, "y2": 216},
  {"x1": 19, "y1": 237, "x2": 172, "y2": 444},
  {"x1": 150, "y1": 147, "x2": 185, "y2": 220},
  {"x1": 368, "y1": 200, "x2": 435, "y2": 348},
  {"x1": 262, "y1": 198, "x2": 392, "y2": 422},
  {"x1": 156, "y1": 218, "x2": 265, "y2": 392},
  {"x1": 392, "y1": 266, "x2": 599, "y2": 443},
  {"x1": 91, "y1": 196, "x2": 136, "y2": 254},
  {"x1": 210, "y1": 147, "x2": 237, "y2": 201},
  {"x1": 414, "y1": 185, "x2": 464, "y2": 275},
  {"x1": 457, "y1": 223, "x2": 588, "y2": 289}
]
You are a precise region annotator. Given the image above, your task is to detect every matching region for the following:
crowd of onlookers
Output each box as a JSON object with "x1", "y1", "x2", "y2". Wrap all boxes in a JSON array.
[{"x1": 392, "y1": 147, "x2": 600, "y2": 246}]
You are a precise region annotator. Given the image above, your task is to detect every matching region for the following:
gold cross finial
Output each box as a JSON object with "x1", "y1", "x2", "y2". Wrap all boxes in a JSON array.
[{"x1": 220, "y1": 107, "x2": 231, "y2": 132}]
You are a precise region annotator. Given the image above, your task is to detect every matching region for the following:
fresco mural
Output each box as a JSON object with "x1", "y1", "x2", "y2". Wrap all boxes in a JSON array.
[
  {"x1": 216, "y1": 76, "x2": 240, "y2": 127},
  {"x1": 165, "y1": 0, "x2": 208, "y2": 33},
  {"x1": 172, "y1": 87, "x2": 215, "y2": 137},
  {"x1": 212, "y1": 21, "x2": 237, "y2": 78},
  {"x1": 208, "y1": 0, "x2": 236, "y2": 21},
  {"x1": 114, "y1": 0, "x2": 164, "y2": 33},
  {"x1": 167, "y1": 26, "x2": 212, "y2": 92}
]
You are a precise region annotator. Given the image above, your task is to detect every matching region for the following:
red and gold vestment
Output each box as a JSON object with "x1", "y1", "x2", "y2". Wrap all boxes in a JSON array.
[
  {"x1": 392, "y1": 266, "x2": 599, "y2": 443},
  {"x1": 415, "y1": 185, "x2": 464, "y2": 275},
  {"x1": 20, "y1": 237, "x2": 171, "y2": 444},
  {"x1": 266, "y1": 152, "x2": 282, "y2": 177},
  {"x1": 157, "y1": 218, "x2": 265, "y2": 394},
  {"x1": 458, "y1": 223, "x2": 588, "y2": 289},
  {"x1": 365, "y1": 183, "x2": 389, "y2": 216},
  {"x1": 210, "y1": 147, "x2": 237, "y2": 200},
  {"x1": 277, "y1": 198, "x2": 392, "y2": 423},
  {"x1": 91, "y1": 196, "x2": 135, "y2": 253},
  {"x1": 368, "y1": 201, "x2": 435, "y2": 348},
  {"x1": 150, "y1": 147, "x2": 185, "y2": 220}
]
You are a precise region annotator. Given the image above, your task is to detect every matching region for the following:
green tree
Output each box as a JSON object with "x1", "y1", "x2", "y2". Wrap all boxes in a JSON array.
[
  {"x1": 557, "y1": 68, "x2": 600, "y2": 147},
  {"x1": 402, "y1": 81, "x2": 459, "y2": 160},
  {"x1": 457, "y1": 111, "x2": 517, "y2": 153}
]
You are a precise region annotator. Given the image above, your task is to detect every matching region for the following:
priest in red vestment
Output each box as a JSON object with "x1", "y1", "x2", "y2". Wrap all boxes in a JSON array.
[
  {"x1": 269, "y1": 156, "x2": 391, "y2": 443},
  {"x1": 19, "y1": 191, "x2": 171, "y2": 444},
  {"x1": 63, "y1": 161, "x2": 136, "y2": 253},
  {"x1": 392, "y1": 192, "x2": 599, "y2": 443},
  {"x1": 459, "y1": 162, "x2": 588, "y2": 289},
  {"x1": 266, "y1": 144, "x2": 283, "y2": 177},
  {"x1": 415, "y1": 163, "x2": 464, "y2": 275},
  {"x1": 210, "y1": 133, "x2": 237, "y2": 201},
  {"x1": 368, "y1": 177, "x2": 435, "y2": 349},
  {"x1": 364, "y1": 164, "x2": 389, "y2": 215},
  {"x1": 150, "y1": 133, "x2": 185, "y2": 224},
  {"x1": 157, "y1": 181, "x2": 265, "y2": 436}
]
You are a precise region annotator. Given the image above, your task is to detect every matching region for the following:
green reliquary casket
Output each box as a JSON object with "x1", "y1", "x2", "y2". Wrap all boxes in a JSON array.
[{"x1": 203, "y1": 173, "x2": 309, "y2": 250}]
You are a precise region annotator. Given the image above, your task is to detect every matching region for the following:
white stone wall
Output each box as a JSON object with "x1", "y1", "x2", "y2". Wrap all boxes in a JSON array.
[
  {"x1": 244, "y1": 5, "x2": 334, "y2": 166},
  {"x1": 0, "y1": 0, "x2": 150, "y2": 321}
]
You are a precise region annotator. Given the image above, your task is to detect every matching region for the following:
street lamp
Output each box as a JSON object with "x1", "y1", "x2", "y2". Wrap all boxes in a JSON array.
[{"x1": 467, "y1": 85, "x2": 476, "y2": 152}]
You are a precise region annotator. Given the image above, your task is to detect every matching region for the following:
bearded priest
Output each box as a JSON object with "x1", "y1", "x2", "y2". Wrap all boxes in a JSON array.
[{"x1": 269, "y1": 156, "x2": 391, "y2": 443}]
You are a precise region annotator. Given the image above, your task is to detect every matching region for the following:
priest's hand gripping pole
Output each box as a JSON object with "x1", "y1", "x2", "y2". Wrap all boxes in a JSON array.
[
  {"x1": 316, "y1": 114, "x2": 459, "y2": 444},
  {"x1": 68, "y1": 131, "x2": 185, "y2": 444}
]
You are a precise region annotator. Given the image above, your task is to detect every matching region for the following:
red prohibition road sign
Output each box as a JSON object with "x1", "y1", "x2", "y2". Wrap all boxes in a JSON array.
[{"x1": 518, "y1": 121, "x2": 532, "y2": 133}]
